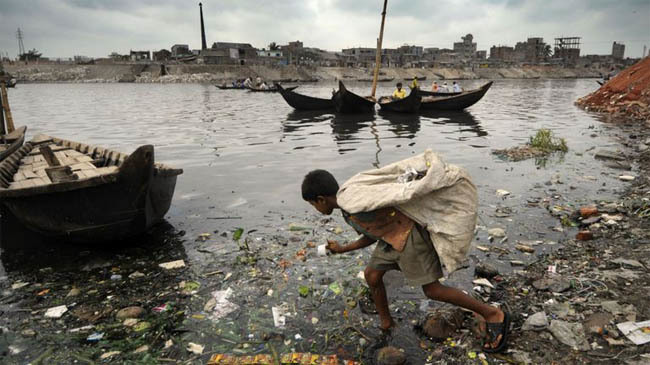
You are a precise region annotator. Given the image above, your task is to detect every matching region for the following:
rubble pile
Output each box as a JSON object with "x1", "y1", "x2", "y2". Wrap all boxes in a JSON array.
[{"x1": 576, "y1": 57, "x2": 650, "y2": 121}]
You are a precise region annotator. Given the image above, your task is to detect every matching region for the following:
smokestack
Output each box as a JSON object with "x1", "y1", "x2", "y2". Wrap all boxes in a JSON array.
[{"x1": 199, "y1": 2, "x2": 207, "y2": 50}]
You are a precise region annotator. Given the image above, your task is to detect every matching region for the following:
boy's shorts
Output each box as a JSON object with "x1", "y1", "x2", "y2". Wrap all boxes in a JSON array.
[{"x1": 368, "y1": 226, "x2": 444, "y2": 286}]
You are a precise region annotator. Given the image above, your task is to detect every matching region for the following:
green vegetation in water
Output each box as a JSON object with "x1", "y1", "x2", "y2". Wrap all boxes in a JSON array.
[{"x1": 528, "y1": 128, "x2": 568, "y2": 153}]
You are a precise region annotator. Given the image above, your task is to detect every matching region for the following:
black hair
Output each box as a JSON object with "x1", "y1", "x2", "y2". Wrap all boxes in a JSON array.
[
  {"x1": 302, "y1": 169, "x2": 339, "y2": 201},
  {"x1": 396, "y1": 82, "x2": 402, "y2": 87}
]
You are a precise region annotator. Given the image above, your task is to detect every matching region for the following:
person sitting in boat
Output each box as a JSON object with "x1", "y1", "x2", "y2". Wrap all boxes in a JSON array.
[
  {"x1": 410, "y1": 77, "x2": 419, "y2": 89},
  {"x1": 243, "y1": 77, "x2": 252, "y2": 88},
  {"x1": 452, "y1": 81, "x2": 462, "y2": 93},
  {"x1": 392, "y1": 82, "x2": 407, "y2": 99},
  {"x1": 255, "y1": 76, "x2": 263, "y2": 87},
  {"x1": 440, "y1": 82, "x2": 449, "y2": 93},
  {"x1": 260, "y1": 82, "x2": 270, "y2": 90},
  {"x1": 431, "y1": 81, "x2": 439, "y2": 92}
]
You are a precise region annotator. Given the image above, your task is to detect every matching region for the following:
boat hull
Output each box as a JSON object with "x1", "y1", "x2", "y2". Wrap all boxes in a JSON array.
[
  {"x1": 420, "y1": 82, "x2": 492, "y2": 111},
  {"x1": 332, "y1": 81, "x2": 375, "y2": 114},
  {"x1": 378, "y1": 88, "x2": 421, "y2": 113},
  {"x1": 277, "y1": 84, "x2": 334, "y2": 111}
]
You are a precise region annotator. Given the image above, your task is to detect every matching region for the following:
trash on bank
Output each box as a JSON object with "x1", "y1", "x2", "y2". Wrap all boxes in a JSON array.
[
  {"x1": 208, "y1": 353, "x2": 348, "y2": 364},
  {"x1": 617, "y1": 320, "x2": 650, "y2": 345},
  {"x1": 209, "y1": 288, "x2": 239, "y2": 320},
  {"x1": 44, "y1": 305, "x2": 68, "y2": 318},
  {"x1": 159, "y1": 260, "x2": 186, "y2": 270},
  {"x1": 317, "y1": 244, "x2": 328, "y2": 256},
  {"x1": 187, "y1": 342, "x2": 204, "y2": 355},
  {"x1": 272, "y1": 306, "x2": 287, "y2": 328},
  {"x1": 87, "y1": 332, "x2": 104, "y2": 342},
  {"x1": 472, "y1": 278, "x2": 494, "y2": 289}
]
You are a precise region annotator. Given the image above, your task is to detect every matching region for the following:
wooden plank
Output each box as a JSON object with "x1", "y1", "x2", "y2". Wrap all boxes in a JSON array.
[
  {"x1": 75, "y1": 155, "x2": 93, "y2": 163},
  {"x1": 69, "y1": 162, "x2": 96, "y2": 171},
  {"x1": 13, "y1": 171, "x2": 26, "y2": 182},
  {"x1": 45, "y1": 166, "x2": 78, "y2": 183},
  {"x1": 22, "y1": 170, "x2": 38, "y2": 179},
  {"x1": 95, "y1": 166, "x2": 119, "y2": 175},
  {"x1": 83, "y1": 169, "x2": 100, "y2": 178},
  {"x1": 40, "y1": 146, "x2": 61, "y2": 167},
  {"x1": 0, "y1": 83, "x2": 15, "y2": 133}
]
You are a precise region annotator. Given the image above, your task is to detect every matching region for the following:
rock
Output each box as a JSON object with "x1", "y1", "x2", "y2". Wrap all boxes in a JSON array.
[
  {"x1": 522, "y1": 311, "x2": 549, "y2": 331},
  {"x1": 533, "y1": 276, "x2": 571, "y2": 292},
  {"x1": 377, "y1": 346, "x2": 406, "y2": 365},
  {"x1": 123, "y1": 318, "x2": 139, "y2": 327},
  {"x1": 129, "y1": 271, "x2": 145, "y2": 279},
  {"x1": 595, "y1": 149, "x2": 626, "y2": 161},
  {"x1": 549, "y1": 320, "x2": 590, "y2": 351},
  {"x1": 515, "y1": 244, "x2": 535, "y2": 253},
  {"x1": 488, "y1": 228, "x2": 506, "y2": 238},
  {"x1": 583, "y1": 312, "x2": 612, "y2": 334},
  {"x1": 66, "y1": 288, "x2": 80, "y2": 297},
  {"x1": 116, "y1": 306, "x2": 145, "y2": 320},
  {"x1": 474, "y1": 263, "x2": 499, "y2": 279},
  {"x1": 423, "y1": 307, "x2": 464, "y2": 340},
  {"x1": 603, "y1": 160, "x2": 632, "y2": 170}
]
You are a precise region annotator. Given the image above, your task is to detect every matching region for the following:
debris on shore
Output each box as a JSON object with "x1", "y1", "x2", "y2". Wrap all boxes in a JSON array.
[
  {"x1": 493, "y1": 128, "x2": 568, "y2": 161},
  {"x1": 576, "y1": 57, "x2": 650, "y2": 121}
]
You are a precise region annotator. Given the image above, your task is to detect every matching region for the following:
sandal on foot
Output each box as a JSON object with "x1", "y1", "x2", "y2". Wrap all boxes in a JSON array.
[{"x1": 482, "y1": 311, "x2": 510, "y2": 353}]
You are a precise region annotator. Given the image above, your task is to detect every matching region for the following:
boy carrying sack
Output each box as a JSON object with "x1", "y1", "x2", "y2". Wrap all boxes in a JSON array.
[{"x1": 301, "y1": 149, "x2": 509, "y2": 353}]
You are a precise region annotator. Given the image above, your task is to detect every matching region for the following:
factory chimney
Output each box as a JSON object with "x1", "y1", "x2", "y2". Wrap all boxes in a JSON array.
[{"x1": 199, "y1": 2, "x2": 207, "y2": 50}]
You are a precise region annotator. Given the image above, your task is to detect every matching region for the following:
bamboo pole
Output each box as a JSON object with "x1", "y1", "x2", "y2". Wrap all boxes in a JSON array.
[
  {"x1": 0, "y1": 85, "x2": 5, "y2": 136},
  {"x1": 370, "y1": 0, "x2": 388, "y2": 99},
  {"x1": 0, "y1": 83, "x2": 14, "y2": 133}
]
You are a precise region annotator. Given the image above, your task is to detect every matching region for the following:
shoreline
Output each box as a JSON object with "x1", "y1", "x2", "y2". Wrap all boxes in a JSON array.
[{"x1": 3, "y1": 63, "x2": 608, "y2": 84}]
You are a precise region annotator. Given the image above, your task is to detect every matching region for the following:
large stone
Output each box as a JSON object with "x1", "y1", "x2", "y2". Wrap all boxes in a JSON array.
[
  {"x1": 377, "y1": 346, "x2": 406, "y2": 365},
  {"x1": 522, "y1": 311, "x2": 549, "y2": 331},
  {"x1": 423, "y1": 307, "x2": 464, "y2": 340},
  {"x1": 549, "y1": 320, "x2": 590, "y2": 351},
  {"x1": 116, "y1": 306, "x2": 145, "y2": 320}
]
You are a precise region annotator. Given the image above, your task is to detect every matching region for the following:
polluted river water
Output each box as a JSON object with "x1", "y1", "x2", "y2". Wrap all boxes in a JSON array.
[{"x1": 0, "y1": 79, "x2": 636, "y2": 363}]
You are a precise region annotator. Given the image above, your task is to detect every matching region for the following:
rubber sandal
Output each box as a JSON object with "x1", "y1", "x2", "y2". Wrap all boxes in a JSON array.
[{"x1": 482, "y1": 311, "x2": 510, "y2": 353}]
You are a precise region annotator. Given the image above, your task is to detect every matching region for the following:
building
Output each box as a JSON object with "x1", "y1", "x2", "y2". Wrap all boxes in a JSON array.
[
  {"x1": 489, "y1": 45, "x2": 515, "y2": 62},
  {"x1": 475, "y1": 50, "x2": 487, "y2": 60},
  {"x1": 554, "y1": 37, "x2": 581, "y2": 65},
  {"x1": 212, "y1": 42, "x2": 258, "y2": 61},
  {"x1": 612, "y1": 42, "x2": 625, "y2": 60},
  {"x1": 129, "y1": 50, "x2": 150, "y2": 61},
  {"x1": 198, "y1": 48, "x2": 231, "y2": 64},
  {"x1": 257, "y1": 50, "x2": 283, "y2": 58},
  {"x1": 171, "y1": 44, "x2": 190, "y2": 58},
  {"x1": 152, "y1": 49, "x2": 171, "y2": 62},
  {"x1": 341, "y1": 47, "x2": 376, "y2": 67},
  {"x1": 453, "y1": 34, "x2": 477, "y2": 60}
]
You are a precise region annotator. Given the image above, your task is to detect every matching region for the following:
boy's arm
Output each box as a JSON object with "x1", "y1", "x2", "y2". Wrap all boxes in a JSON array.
[{"x1": 327, "y1": 235, "x2": 376, "y2": 254}]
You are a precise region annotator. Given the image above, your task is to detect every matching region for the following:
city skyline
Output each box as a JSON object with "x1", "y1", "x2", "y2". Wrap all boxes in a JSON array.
[{"x1": 0, "y1": 0, "x2": 648, "y2": 59}]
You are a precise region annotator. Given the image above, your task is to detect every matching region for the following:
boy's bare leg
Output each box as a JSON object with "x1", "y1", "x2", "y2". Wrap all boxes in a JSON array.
[
  {"x1": 364, "y1": 267, "x2": 394, "y2": 330},
  {"x1": 422, "y1": 281, "x2": 505, "y2": 349}
]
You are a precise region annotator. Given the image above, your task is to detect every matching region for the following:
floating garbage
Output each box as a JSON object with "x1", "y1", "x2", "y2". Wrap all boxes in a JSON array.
[
  {"x1": 44, "y1": 305, "x2": 68, "y2": 318},
  {"x1": 152, "y1": 303, "x2": 171, "y2": 313},
  {"x1": 187, "y1": 342, "x2": 204, "y2": 355},
  {"x1": 159, "y1": 260, "x2": 185, "y2": 270},
  {"x1": 272, "y1": 306, "x2": 287, "y2": 328},
  {"x1": 617, "y1": 320, "x2": 650, "y2": 345},
  {"x1": 209, "y1": 288, "x2": 239, "y2": 320},
  {"x1": 317, "y1": 244, "x2": 327, "y2": 256},
  {"x1": 87, "y1": 332, "x2": 104, "y2": 342}
]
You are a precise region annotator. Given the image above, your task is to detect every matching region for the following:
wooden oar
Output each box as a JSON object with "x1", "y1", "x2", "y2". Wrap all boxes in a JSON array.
[
  {"x1": 0, "y1": 83, "x2": 15, "y2": 133},
  {"x1": 370, "y1": 0, "x2": 388, "y2": 99}
]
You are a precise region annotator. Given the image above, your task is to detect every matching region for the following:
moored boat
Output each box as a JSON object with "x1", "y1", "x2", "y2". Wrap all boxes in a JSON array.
[
  {"x1": 418, "y1": 89, "x2": 462, "y2": 97},
  {"x1": 0, "y1": 135, "x2": 183, "y2": 242},
  {"x1": 404, "y1": 76, "x2": 426, "y2": 81},
  {"x1": 216, "y1": 84, "x2": 247, "y2": 90},
  {"x1": 332, "y1": 81, "x2": 376, "y2": 114},
  {"x1": 248, "y1": 85, "x2": 298, "y2": 93},
  {"x1": 276, "y1": 84, "x2": 334, "y2": 111},
  {"x1": 0, "y1": 84, "x2": 26, "y2": 162},
  {"x1": 420, "y1": 81, "x2": 493, "y2": 111},
  {"x1": 378, "y1": 88, "x2": 421, "y2": 113}
]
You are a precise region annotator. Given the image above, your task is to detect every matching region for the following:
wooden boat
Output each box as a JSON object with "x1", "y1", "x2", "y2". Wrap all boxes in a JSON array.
[
  {"x1": 596, "y1": 80, "x2": 604, "y2": 86},
  {"x1": 247, "y1": 85, "x2": 298, "y2": 93},
  {"x1": 0, "y1": 84, "x2": 25, "y2": 161},
  {"x1": 378, "y1": 88, "x2": 421, "y2": 113},
  {"x1": 418, "y1": 89, "x2": 462, "y2": 97},
  {"x1": 0, "y1": 135, "x2": 183, "y2": 242},
  {"x1": 404, "y1": 76, "x2": 426, "y2": 81},
  {"x1": 358, "y1": 77, "x2": 394, "y2": 82},
  {"x1": 420, "y1": 81, "x2": 493, "y2": 111},
  {"x1": 277, "y1": 84, "x2": 334, "y2": 111},
  {"x1": 216, "y1": 84, "x2": 247, "y2": 90},
  {"x1": 332, "y1": 81, "x2": 376, "y2": 114}
]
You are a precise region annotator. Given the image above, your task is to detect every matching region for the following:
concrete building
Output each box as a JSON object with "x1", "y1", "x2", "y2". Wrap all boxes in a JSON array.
[
  {"x1": 341, "y1": 47, "x2": 376, "y2": 67},
  {"x1": 212, "y1": 42, "x2": 258, "y2": 62},
  {"x1": 152, "y1": 49, "x2": 171, "y2": 62},
  {"x1": 554, "y1": 37, "x2": 581, "y2": 65},
  {"x1": 475, "y1": 50, "x2": 487, "y2": 60},
  {"x1": 453, "y1": 34, "x2": 477, "y2": 60},
  {"x1": 257, "y1": 50, "x2": 283, "y2": 58},
  {"x1": 490, "y1": 45, "x2": 515, "y2": 62},
  {"x1": 198, "y1": 48, "x2": 231, "y2": 64},
  {"x1": 171, "y1": 44, "x2": 190, "y2": 58},
  {"x1": 524, "y1": 37, "x2": 548, "y2": 63},
  {"x1": 612, "y1": 42, "x2": 625, "y2": 60},
  {"x1": 129, "y1": 50, "x2": 150, "y2": 61}
]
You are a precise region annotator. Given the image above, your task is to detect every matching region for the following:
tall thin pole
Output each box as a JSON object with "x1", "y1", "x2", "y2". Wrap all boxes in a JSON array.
[
  {"x1": 371, "y1": 0, "x2": 388, "y2": 98},
  {"x1": 199, "y1": 3, "x2": 207, "y2": 50}
]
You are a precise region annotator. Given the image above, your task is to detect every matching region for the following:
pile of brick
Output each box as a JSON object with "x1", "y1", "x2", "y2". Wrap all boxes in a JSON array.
[{"x1": 576, "y1": 57, "x2": 650, "y2": 121}]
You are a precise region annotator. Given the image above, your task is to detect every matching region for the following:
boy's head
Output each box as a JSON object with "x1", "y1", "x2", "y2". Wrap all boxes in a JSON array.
[
  {"x1": 396, "y1": 82, "x2": 402, "y2": 89},
  {"x1": 302, "y1": 169, "x2": 339, "y2": 215}
]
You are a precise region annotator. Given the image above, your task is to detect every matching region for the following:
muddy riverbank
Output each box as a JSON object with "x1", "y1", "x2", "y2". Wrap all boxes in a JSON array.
[
  {"x1": 3, "y1": 63, "x2": 608, "y2": 84},
  {"x1": 0, "y1": 80, "x2": 647, "y2": 363}
]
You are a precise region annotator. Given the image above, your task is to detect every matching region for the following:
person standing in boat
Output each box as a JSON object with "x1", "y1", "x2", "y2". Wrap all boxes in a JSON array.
[
  {"x1": 452, "y1": 81, "x2": 462, "y2": 93},
  {"x1": 392, "y1": 82, "x2": 407, "y2": 99},
  {"x1": 410, "y1": 76, "x2": 419, "y2": 89},
  {"x1": 431, "y1": 81, "x2": 439, "y2": 92}
]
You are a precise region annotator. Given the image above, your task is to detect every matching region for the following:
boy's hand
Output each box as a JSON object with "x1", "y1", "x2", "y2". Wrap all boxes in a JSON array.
[{"x1": 326, "y1": 240, "x2": 345, "y2": 254}]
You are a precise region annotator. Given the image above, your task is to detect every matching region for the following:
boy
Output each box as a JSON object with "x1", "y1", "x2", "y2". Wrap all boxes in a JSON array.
[
  {"x1": 392, "y1": 82, "x2": 406, "y2": 99},
  {"x1": 301, "y1": 169, "x2": 509, "y2": 352}
]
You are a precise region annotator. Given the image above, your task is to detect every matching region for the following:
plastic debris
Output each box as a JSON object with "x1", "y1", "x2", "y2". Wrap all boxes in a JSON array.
[
  {"x1": 87, "y1": 332, "x2": 104, "y2": 342},
  {"x1": 44, "y1": 305, "x2": 68, "y2": 318},
  {"x1": 472, "y1": 278, "x2": 494, "y2": 289},
  {"x1": 317, "y1": 244, "x2": 327, "y2": 256},
  {"x1": 328, "y1": 282, "x2": 342, "y2": 295},
  {"x1": 488, "y1": 228, "x2": 506, "y2": 237},
  {"x1": 187, "y1": 342, "x2": 204, "y2": 355},
  {"x1": 209, "y1": 288, "x2": 239, "y2": 320},
  {"x1": 11, "y1": 282, "x2": 29, "y2": 290},
  {"x1": 152, "y1": 303, "x2": 171, "y2": 313},
  {"x1": 618, "y1": 175, "x2": 635, "y2": 181},
  {"x1": 158, "y1": 260, "x2": 185, "y2": 270},
  {"x1": 100, "y1": 351, "x2": 121, "y2": 360},
  {"x1": 496, "y1": 189, "x2": 510, "y2": 197},
  {"x1": 617, "y1": 320, "x2": 650, "y2": 345},
  {"x1": 272, "y1": 306, "x2": 287, "y2": 328}
]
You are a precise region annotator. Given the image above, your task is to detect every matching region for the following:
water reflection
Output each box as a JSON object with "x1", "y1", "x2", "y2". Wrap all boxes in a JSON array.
[
  {"x1": 424, "y1": 110, "x2": 488, "y2": 139},
  {"x1": 378, "y1": 110, "x2": 421, "y2": 138},
  {"x1": 330, "y1": 113, "x2": 376, "y2": 154},
  {"x1": 282, "y1": 110, "x2": 333, "y2": 134}
]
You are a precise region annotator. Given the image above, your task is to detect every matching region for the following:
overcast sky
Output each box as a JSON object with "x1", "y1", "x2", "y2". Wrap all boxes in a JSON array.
[{"x1": 0, "y1": 0, "x2": 648, "y2": 59}]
